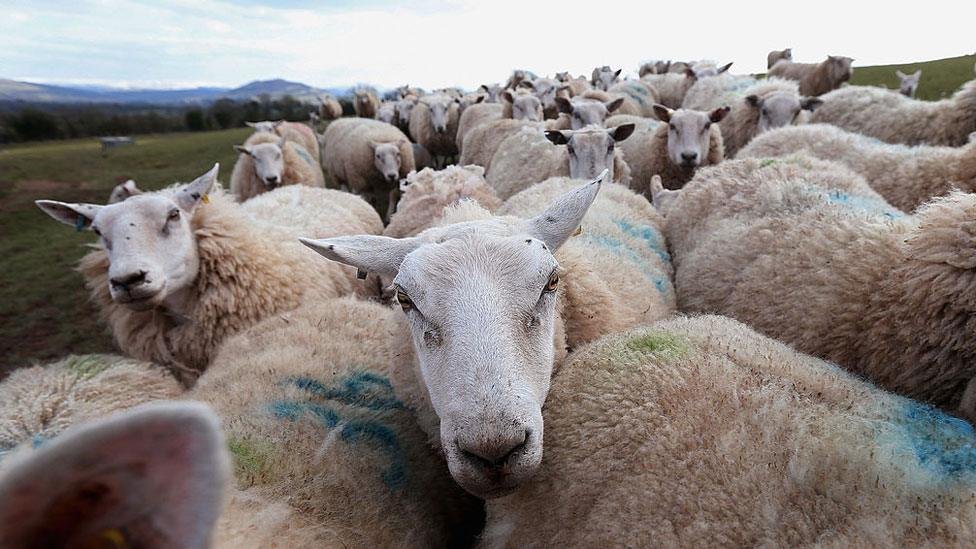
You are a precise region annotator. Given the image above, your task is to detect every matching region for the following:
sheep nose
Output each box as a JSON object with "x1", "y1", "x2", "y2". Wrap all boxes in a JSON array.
[
  {"x1": 265, "y1": 175, "x2": 279, "y2": 185},
  {"x1": 681, "y1": 152, "x2": 699, "y2": 164},
  {"x1": 457, "y1": 428, "x2": 529, "y2": 469},
  {"x1": 110, "y1": 270, "x2": 148, "y2": 291}
]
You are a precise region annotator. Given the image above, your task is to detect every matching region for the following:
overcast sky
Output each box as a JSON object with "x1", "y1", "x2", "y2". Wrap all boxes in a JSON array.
[{"x1": 2, "y1": 0, "x2": 973, "y2": 90}]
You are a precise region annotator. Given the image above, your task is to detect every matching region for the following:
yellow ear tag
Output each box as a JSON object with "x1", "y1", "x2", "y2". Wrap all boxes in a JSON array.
[
  {"x1": 98, "y1": 528, "x2": 128, "y2": 548},
  {"x1": 573, "y1": 225, "x2": 583, "y2": 236},
  {"x1": 201, "y1": 193, "x2": 210, "y2": 204}
]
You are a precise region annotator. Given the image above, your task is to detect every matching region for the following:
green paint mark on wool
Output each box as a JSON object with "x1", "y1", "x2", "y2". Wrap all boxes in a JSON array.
[
  {"x1": 227, "y1": 437, "x2": 274, "y2": 486},
  {"x1": 625, "y1": 331, "x2": 689, "y2": 358},
  {"x1": 759, "y1": 158, "x2": 780, "y2": 168},
  {"x1": 63, "y1": 354, "x2": 112, "y2": 380}
]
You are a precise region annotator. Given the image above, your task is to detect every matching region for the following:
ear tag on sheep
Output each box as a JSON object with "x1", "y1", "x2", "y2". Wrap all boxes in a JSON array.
[
  {"x1": 75, "y1": 214, "x2": 86, "y2": 232},
  {"x1": 201, "y1": 193, "x2": 210, "y2": 204},
  {"x1": 357, "y1": 268, "x2": 368, "y2": 280},
  {"x1": 573, "y1": 225, "x2": 583, "y2": 237},
  {"x1": 97, "y1": 528, "x2": 128, "y2": 548}
]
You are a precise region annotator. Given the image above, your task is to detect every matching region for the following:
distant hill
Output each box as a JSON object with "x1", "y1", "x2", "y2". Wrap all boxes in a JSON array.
[
  {"x1": 0, "y1": 78, "x2": 354, "y2": 105},
  {"x1": 847, "y1": 54, "x2": 976, "y2": 101}
]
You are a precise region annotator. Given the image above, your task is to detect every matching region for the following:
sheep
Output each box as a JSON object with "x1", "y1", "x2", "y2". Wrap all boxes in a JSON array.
[
  {"x1": 321, "y1": 117, "x2": 415, "y2": 221},
  {"x1": 687, "y1": 77, "x2": 823, "y2": 157},
  {"x1": 604, "y1": 80, "x2": 661, "y2": 118},
  {"x1": 554, "y1": 72, "x2": 591, "y2": 96},
  {"x1": 395, "y1": 84, "x2": 424, "y2": 98},
  {"x1": 457, "y1": 91, "x2": 544, "y2": 170},
  {"x1": 409, "y1": 93, "x2": 462, "y2": 166},
  {"x1": 229, "y1": 131, "x2": 324, "y2": 201},
  {"x1": 504, "y1": 69, "x2": 537, "y2": 90},
  {"x1": 478, "y1": 83, "x2": 504, "y2": 102},
  {"x1": 319, "y1": 93, "x2": 343, "y2": 120},
  {"x1": 520, "y1": 77, "x2": 569, "y2": 119},
  {"x1": 591, "y1": 66, "x2": 622, "y2": 91},
  {"x1": 486, "y1": 124, "x2": 636, "y2": 200},
  {"x1": 385, "y1": 165, "x2": 501, "y2": 239},
  {"x1": 0, "y1": 354, "x2": 182, "y2": 456},
  {"x1": 394, "y1": 95, "x2": 418, "y2": 138},
  {"x1": 353, "y1": 87, "x2": 380, "y2": 119},
  {"x1": 107, "y1": 179, "x2": 141, "y2": 203},
  {"x1": 639, "y1": 72, "x2": 695, "y2": 109},
  {"x1": 607, "y1": 105, "x2": 728, "y2": 195},
  {"x1": 377, "y1": 101, "x2": 397, "y2": 125},
  {"x1": 897, "y1": 69, "x2": 922, "y2": 98},
  {"x1": 811, "y1": 69, "x2": 976, "y2": 146},
  {"x1": 554, "y1": 95, "x2": 624, "y2": 129},
  {"x1": 767, "y1": 55, "x2": 854, "y2": 96},
  {"x1": 482, "y1": 314, "x2": 976, "y2": 547},
  {"x1": 34, "y1": 165, "x2": 382, "y2": 385},
  {"x1": 638, "y1": 60, "x2": 672, "y2": 77},
  {"x1": 738, "y1": 123, "x2": 976, "y2": 211},
  {"x1": 458, "y1": 91, "x2": 486, "y2": 114},
  {"x1": 0, "y1": 297, "x2": 485, "y2": 547},
  {"x1": 767, "y1": 47, "x2": 792, "y2": 68},
  {"x1": 245, "y1": 119, "x2": 319, "y2": 159},
  {"x1": 301, "y1": 172, "x2": 675, "y2": 497},
  {"x1": 662, "y1": 155, "x2": 976, "y2": 422},
  {"x1": 455, "y1": 102, "x2": 503, "y2": 151}
]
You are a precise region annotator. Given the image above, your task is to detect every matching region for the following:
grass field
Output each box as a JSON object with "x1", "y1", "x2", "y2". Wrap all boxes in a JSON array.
[
  {"x1": 1, "y1": 54, "x2": 974, "y2": 376},
  {"x1": 0, "y1": 128, "x2": 251, "y2": 375}
]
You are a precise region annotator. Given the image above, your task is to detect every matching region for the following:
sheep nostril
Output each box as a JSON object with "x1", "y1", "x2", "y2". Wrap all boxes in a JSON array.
[{"x1": 110, "y1": 270, "x2": 148, "y2": 290}]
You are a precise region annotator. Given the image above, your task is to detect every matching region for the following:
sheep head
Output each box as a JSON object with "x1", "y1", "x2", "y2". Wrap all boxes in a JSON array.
[
  {"x1": 36, "y1": 164, "x2": 219, "y2": 312},
  {"x1": 654, "y1": 105, "x2": 728, "y2": 168},
  {"x1": 897, "y1": 69, "x2": 921, "y2": 98},
  {"x1": 300, "y1": 172, "x2": 608, "y2": 499},
  {"x1": 591, "y1": 66, "x2": 621, "y2": 91},
  {"x1": 370, "y1": 140, "x2": 404, "y2": 184},
  {"x1": 555, "y1": 96, "x2": 622, "y2": 129},
  {"x1": 501, "y1": 90, "x2": 542, "y2": 122},
  {"x1": 235, "y1": 137, "x2": 286, "y2": 188},
  {"x1": 544, "y1": 124, "x2": 635, "y2": 180},
  {"x1": 745, "y1": 91, "x2": 822, "y2": 134}
]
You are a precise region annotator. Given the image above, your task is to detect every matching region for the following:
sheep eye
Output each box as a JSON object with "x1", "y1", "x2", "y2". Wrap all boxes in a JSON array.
[
  {"x1": 396, "y1": 288, "x2": 414, "y2": 311},
  {"x1": 544, "y1": 272, "x2": 560, "y2": 293},
  {"x1": 168, "y1": 209, "x2": 180, "y2": 221},
  {"x1": 669, "y1": 124, "x2": 677, "y2": 131}
]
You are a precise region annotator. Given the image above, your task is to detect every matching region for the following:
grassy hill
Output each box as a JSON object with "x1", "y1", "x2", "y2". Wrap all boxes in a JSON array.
[
  {"x1": 0, "y1": 128, "x2": 250, "y2": 374},
  {"x1": 848, "y1": 54, "x2": 976, "y2": 100}
]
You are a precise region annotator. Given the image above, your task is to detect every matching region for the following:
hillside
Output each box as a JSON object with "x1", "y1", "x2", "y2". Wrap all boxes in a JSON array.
[{"x1": 848, "y1": 53, "x2": 976, "y2": 100}]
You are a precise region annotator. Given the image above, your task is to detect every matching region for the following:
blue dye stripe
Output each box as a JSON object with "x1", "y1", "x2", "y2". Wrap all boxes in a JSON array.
[
  {"x1": 824, "y1": 190, "x2": 904, "y2": 219},
  {"x1": 581, "y1": 220, "x2": 673, "y2": 295},
  {"x1": 895, "y1": 401, "x2": 976, "y2": 477},
  {"x1": 614, "y1": 219, "x2": 672, "y2": 264},
  {"x1": 293, "y1": 145, "x2": 316, "y2": 168},
  {"x1": 284, "y1": 372, "x2": 405, "y2": 412},
  {"x1": 341, "y1": 419, "x2": 407, "y2": 489}
]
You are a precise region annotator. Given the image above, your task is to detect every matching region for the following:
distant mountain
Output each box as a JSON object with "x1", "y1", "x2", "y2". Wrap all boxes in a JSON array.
[{"x1": 0, "y1": 78, "x2": 354, "y2": 105}]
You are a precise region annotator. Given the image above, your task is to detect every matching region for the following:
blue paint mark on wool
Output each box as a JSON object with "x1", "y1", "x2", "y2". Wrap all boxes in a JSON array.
[
  {"x1": 293, "y1": 145, "x2": 316, "y2": 168},
  {"x1": 614, "y1": 220, "x2": 672, "y2": 265},
  {"x1": 582, "y1": 231, "x2": 671, "y2": 295},
  {"x1": 341, "y1": 419, "x2": 408, "y2": 490},
  {"x1": 825, "y1": 190, "x2": 904, "y2": 220},
  {"x1": 286, "y1": 372, "x2": 405, "y2": 412},
  {"x1": 894, "y1": 401, "x2": 976, "y2": 477}
]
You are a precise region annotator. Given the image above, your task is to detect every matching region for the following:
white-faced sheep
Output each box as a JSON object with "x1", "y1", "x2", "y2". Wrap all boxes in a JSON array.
[
  {"x1": 554, "y1": 72, "x2": 591, "y2": 96},
  {"x1": 607, "y1": 105, "x2": 728, "y2": 194},
  {"x1": 385, "y1": 165, "x2": 501, "y2": 239},
  {"x1": 663, "y1": 155, "x2": 976, "y2": 422},
  {"x1": 107, "y1": 179, "x2": 142, "y2": 203},
  {"x1": 687, "y1": 77, "x2": 823, "y2": 157},
  {"x1": 478, "y1": 83, "x2": 504, "y2": 102},
  {"x1": 767, "y1": 55, "x2": 854, "y2": 96},
  {"x1": 353, "y1": 88, "x2": 380, "y2": 119},
  {"x1": 34, "y1": 166, "x2": 382, "y2": 384},
  {"x1": 811, "y1": 69, "x2": 976, "y2": 146},
  {"x1": 520, "y1": 77, "x2": 569, "y2": 119},
  {"x1": 591, "y1": 66, "x2": 622, "y2": 91},
  {"x1": 504, "y1": 69, "x2": 537, "y2": 90},
  {"x1": 302, "y1": 173, "x2": 675, "y2": 497},
  {"x1": 319, "y1": 94, "x2": 343, "y2": 120},
  {"x1": 482, "y1": 314, "x2": 976, "y2": 547},
  {"x1": 245, "y1": 120, "x2": 319, "y2": 159},
  {"x1": 766, "y1": 47, "x2": 792, "y2": 68},
  {"x1": 0, "y1": 297, "x2": 484, "y2": 547},
  {"x1": 739, "y1": 123, "x2": 976, "y2": 211},
  {"x1": 321, "y1": 117, "x2": 415, "y2": 221},
  {"x1": 897, "y1": 69, "x2": 922, "y2": 98},
  {"x1": 409, "y1": 93, "x2": 462, "y2": 166},
  {"x1": 458, "y1": 91, "x2": 544, "y2": 170},
  {"x1": 229, "y1": 131, "x2": 324, "y2": 201},
  {"x1": 486, "y1": 124, "x2": 635, "y2": 200},
  {"x1": 553, "y1": 96, "x2": 624, "y2": 129}
]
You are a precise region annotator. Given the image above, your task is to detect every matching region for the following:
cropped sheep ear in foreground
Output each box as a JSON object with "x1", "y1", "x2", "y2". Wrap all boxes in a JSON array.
[{"x1": 0, "y1": 402, "x2": 228, "y2": 549}]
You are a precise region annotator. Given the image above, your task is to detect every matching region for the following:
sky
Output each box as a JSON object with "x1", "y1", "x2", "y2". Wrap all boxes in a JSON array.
[{"x1": 2, "y1": 0, "x2": 973, "y2": 91}]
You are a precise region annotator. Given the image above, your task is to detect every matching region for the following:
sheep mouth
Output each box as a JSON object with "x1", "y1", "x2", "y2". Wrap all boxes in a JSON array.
[{"x1": 115, "y1": 291, "x2": 163, "y2": 311}]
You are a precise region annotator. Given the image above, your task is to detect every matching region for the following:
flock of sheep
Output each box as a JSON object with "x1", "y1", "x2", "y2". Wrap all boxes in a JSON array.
[{"x1": 2, "y1": 47, "x2": 976, "y2": 547}]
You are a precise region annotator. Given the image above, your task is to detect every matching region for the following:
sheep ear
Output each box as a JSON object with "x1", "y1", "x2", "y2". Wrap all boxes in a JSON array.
[
  {"x1": 606, "y1": 97, "x2": 624, "y2": 113},
  {"x1": 653, "y1": 104, "x2": 673, "y2": 122},
  {"x1": 0, "y1": 402, "x2": 228, "y2": 549},
  {"x1": 613, "y1": 69, "x2": 622, "y2": 78},
  {"x1": 122, "y1": 180, "x2": 140, "y2": 194},
  {"x1": 650, "y1": 174, "x2": 679, "y2": 214},
  {"x1": 684, "y1": 67, "x2": 697, "y2": 80},
  {"x1": 801, "y1": 97, "x2": 824, "y2": 111},
  {"x1": 913, "y1": 69, "x2": 921, "y2": 78},
  {"x1": 272, "y1": 120, "x2": 285, "y2": 128},
  {"x1": 176, "y1": 163, "x2": 219, "y2": 213},
  {"x1": 234, "y1": 145, "x2": 252, "y2": 156},
  {"x1": 745, "y1": 94, "x2": 761, "y2": 108},
  {"x1": 474, "y1": 95, "x2": 485, "y2": 104},
  {"x1": 709, "y1": 106, "x2": 731, "y2": 123},
  {"x1": 968, "y1": 132, "x2": 976, "y2": 144},
  {"x1": 518, "y1": 80, "x2": 535, "y2": 90},
  {"x1": 245, "y1": 121, "x2": 257, "y2": 128},
  {"x1": 501, "y1": 90, "x2": 514, "y2": 104},
  {"x1": 299, "y1": 235, "x2": 423, "y2": 277},
  {"x1": 555, "y1": 96, "x2": 573, "y2": 114},
  {"x1": 526, "y1": 169, "x2": 606, "y2": 251},
  {"x1": 896, "y1": 70, "x2": 906, "y2": 78},
  {"x1": 544, "y1": 130, "x2": 570, "y2": 146},
  {"x1": 717, "y1": 62, "x2": 733, "y2": 74},
  {"x1": 478, "y1": 84, "x2": 489, "y2": 92},
  {"x1": 35, "y1": 200, "x2": 102, "y2": 230},
  {"x1": 610, "y1": 123, "x2": 635, "y2": 142}
]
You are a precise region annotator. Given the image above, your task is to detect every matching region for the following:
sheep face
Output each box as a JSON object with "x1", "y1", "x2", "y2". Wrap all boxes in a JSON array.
[
  {"x1": 108, "y1": 180, "x2": 142, "y2": 204},
  {"x1": 245, "y1": 120, "x2": 282, "y2": 133},
  {"x1": 545, "y1": 125, "x2": 635, "y2": 180},
  {"x1": 747, "y1": 91, "x2": 822, "y2": 134},
  {"x1": 396, "y1": 98, "x2": 417, "y2": 126},
  {"x1": 235, "y1": 139, "x2": 285, "y2": 188},
  {"x1": 827, "y1": 56, "x2": 854, "y2": 83},
  {"x1": 502, "y1": 91, "x2": 543, "y2": 122},
  {"x1": 556, "y1": 97, "x2": 621, "y2": 130},
  {"x1": 426, "y1": 96, "x2": 456, "y2": 134},
  {"x1": 592, "y1": 66, "x2": 621, "y2": 91},
  {"x1": 897, "y1": 70, "x2": 921, "y2": 98},
  {"x1": 528, "y1": 78, "x2": 565, "y2": 112},
  {"x1": 300, "y1": 175, "x2": 606, "y2": 498},
  {"x1": 371, "y1": 142, "x2": 403, "y2": 184},
  {"x1": 479, "y1": 83, "x2": 503, "y2": 103},
  {"x1": 36, "y1": 165, "x2": 219, "y2": 312},
  {"x1": 654, "y1": 106, "x2": 729, "y2": 169}
]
